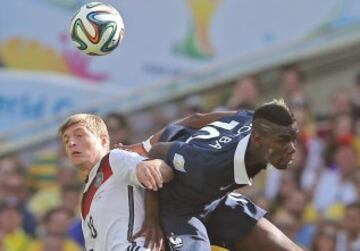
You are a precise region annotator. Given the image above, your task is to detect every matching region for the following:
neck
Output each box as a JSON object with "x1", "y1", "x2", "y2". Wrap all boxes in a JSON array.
[
  {"x1": 245, "y1": 136, "x2": 267, "y2": 178},
  {"x1": 80, "y1": 149, "x2": 108, "y2": 181}
]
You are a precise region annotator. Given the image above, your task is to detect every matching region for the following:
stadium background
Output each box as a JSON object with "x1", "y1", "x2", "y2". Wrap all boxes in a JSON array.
[{"x1": 1, "y1": 0, "x2": 360, "y2": 250}]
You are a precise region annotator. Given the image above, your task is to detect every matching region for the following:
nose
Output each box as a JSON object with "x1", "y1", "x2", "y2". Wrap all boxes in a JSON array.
[
  {"x1": 288, "y1": 142, "x2": 296, "y2": 154},
  {"x1": 68, "y1": 137, "x2": 77, "y2": 148}
]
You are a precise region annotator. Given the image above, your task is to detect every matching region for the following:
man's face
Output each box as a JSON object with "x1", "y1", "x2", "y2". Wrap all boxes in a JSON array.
[
  {"x1": 263, "y1": 124, "x2": 298, "y2": 170},
  {"x1": 62, "y1": 123, "x2": 105, "y2": 170}
]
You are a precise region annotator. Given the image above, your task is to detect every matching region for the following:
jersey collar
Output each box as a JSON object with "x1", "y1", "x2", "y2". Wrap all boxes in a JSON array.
[
  {"x1": 233, "y1": 134, "x2": 273, "y2": 185},
  {"x1": 233, "y1": 134, "x2": 252, "y2": 185},
  {"x1": 83, "y1": 160, "x2": 101, "y2": 193}
]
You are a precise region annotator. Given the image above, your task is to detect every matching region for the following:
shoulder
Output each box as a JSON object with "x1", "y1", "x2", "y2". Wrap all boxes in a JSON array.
[
  {"x1": 218, "y1": 110, "x2": 253, "y2": 125},
  {"x1": 108, "y1": 149, "x2": 145, "y2": 168},
  {"x1": 234, "y1": 110, "x2": 254, "y2": 121},
  {"x1": 109, "y1": 149, "x2": 145, "y2": 160}
]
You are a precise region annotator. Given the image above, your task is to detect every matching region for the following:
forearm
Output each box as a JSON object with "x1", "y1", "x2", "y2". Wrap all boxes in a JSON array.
[
  {"x1": 144, "y1": 190, "x2": 160, "y2": 220},
  {"x1": 137, "y1": 190, "x2": 165, "y2": 250}
]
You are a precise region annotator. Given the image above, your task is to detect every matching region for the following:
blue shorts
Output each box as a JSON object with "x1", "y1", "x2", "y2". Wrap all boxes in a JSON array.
[{"x1": 161, "y1": 192, "x2": 267, "y2": 251}]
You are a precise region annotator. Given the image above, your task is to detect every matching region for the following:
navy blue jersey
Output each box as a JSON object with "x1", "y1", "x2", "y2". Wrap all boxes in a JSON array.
[
  {"x1": 159, "y1": 123, "x2": 196, "y2": 143},
  {"x1": 159, "y1": 111, "x2": 256, "y2": 215}
]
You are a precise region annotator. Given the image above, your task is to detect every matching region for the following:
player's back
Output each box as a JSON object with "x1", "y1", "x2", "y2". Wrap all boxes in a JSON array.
[{"x1": 160, "y1": 111, "x2": 254, "y2": 215}]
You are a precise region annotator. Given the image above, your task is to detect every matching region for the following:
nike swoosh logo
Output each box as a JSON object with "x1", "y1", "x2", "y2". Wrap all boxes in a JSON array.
[{"x1": 219, "y1": 183, "x2": 234, "y2": 191}]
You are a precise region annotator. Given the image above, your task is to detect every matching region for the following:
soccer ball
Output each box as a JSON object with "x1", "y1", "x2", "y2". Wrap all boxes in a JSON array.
[{"x1": 70, "y1": 2, "x2": 125, "y2": 56}]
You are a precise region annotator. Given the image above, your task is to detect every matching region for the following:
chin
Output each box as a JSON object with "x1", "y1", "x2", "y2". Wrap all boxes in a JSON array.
[
  {"x1": 70, "y1": 158, "x2": 83, "y2": 167},
  {"x1": 274, "y1": 164, "x2": 288, "y2": 170}
]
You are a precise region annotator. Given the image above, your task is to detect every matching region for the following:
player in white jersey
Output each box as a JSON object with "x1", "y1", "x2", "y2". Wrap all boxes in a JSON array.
[{"x1": 59, "y1": 113, "x2": 173, "y2": 251}]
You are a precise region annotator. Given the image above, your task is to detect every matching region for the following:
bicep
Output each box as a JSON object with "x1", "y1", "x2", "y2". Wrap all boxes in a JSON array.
[{"x1": 109, "y1": 149, "x2": 145, "y2": 186}]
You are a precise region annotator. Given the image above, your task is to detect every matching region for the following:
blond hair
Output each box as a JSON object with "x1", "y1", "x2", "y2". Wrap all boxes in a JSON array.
[{"x1": 59, "y1": 113, "x2": 109, "y2": 146}]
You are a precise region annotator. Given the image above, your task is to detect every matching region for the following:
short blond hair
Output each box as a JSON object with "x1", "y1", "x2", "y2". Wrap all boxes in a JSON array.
[{"x1": 59, "y1": 113, "x2": 109, "y2": 144}]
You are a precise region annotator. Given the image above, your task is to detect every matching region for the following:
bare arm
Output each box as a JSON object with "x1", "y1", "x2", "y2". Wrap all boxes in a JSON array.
[{"x1": 133, "y1": 190, "x2": 165, "y2": 250}]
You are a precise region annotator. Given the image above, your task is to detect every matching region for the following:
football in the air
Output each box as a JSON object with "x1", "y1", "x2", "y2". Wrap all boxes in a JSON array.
[{"x1": 70, "y1": 2, "x2": 125, "y2": 56}]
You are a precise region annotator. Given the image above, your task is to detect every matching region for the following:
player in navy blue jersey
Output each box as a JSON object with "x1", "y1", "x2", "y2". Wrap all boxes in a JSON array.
[{"x1": 122, "y1": 99, "x2": 302, "y2": 251}]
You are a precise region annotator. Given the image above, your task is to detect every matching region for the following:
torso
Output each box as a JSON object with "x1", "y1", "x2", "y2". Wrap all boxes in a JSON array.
[
  {"x1": 160, "y1": 111, "x2": 254, "y2": 215},
  {"x1": 81, "y1": 151, "x2": 145, "y2": 251}
]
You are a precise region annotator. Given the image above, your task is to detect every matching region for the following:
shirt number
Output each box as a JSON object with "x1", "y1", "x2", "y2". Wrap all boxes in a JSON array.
[
  {"x1": 87, "y1": 216, "x2": 98, "y2": 239},
  {"x1": 186, "y1": 120, "x2": 251, "y2": 149}
]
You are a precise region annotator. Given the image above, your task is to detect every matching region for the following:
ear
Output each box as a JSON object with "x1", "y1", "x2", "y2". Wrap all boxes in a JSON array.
[
  {"x1": 100, "y1": 134, "x2": 110, "y2": 149},
  {"x1": 252, "y1": 131, "x2": 262, "y2": 145}
]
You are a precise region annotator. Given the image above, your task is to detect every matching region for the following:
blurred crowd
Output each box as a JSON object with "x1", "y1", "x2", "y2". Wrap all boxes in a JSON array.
[{"x1": 1, "y1": 65, "x2": 360, "y2": 251}]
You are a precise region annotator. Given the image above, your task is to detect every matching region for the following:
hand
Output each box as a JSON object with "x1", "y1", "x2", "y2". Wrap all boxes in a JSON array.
[
  {"x1": 114, "y1": 143, "x2": 148, "y2": 157},
  {"x1": 136, "y1": 160, "x2": 164, "y2": 191},
  {"x1": 133, "y1": 217, "x2": 165, "y2": 251}
]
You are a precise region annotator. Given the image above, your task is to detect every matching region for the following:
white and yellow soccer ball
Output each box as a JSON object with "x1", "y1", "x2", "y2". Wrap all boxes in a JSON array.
[{"x1": 70, "y1": 2, "x2": 125, "y2": 56}]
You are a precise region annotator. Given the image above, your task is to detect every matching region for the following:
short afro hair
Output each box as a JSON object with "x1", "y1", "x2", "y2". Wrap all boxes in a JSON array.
[{"x1": 253, "y1": 99, "x2": 295, "y2": 126}]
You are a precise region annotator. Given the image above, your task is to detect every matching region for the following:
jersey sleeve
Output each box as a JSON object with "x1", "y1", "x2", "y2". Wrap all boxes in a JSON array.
[
  {"x1": 159, "y1": 124, "x2": 196, "y2": 142},
  {"x1": 166, "y1": 141, "x2": 232, "y2": 184},
  {"x1": 109, "y1": 149, "x2": 145, "y2": 187}
]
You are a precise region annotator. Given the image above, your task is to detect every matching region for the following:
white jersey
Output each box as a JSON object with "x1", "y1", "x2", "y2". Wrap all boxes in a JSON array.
[{"x1": 81, "y1": 149, "x2": 148, "y2": 251}]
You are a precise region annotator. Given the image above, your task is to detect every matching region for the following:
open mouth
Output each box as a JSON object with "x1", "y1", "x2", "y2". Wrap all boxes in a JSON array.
[{"x1": 72, "y1": 151, "x2": 82, "y2": 156}]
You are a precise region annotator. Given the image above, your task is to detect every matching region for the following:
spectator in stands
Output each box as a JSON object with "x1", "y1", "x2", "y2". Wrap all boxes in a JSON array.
[
  {"x1": 29, "y1": 207, "x2": 82, "y2": 251},
  {"x1": 351, "y1": 73, "x2": 360, "y2": 120},
  {"x1": 227, "y1": 75, "x2": 259, "y2": 110},
  {"x1": 28, "y1": 162, "x2": 79, "y2": 220},
  {"x1": 332, "y1": 114, "x2": 355, "y2": 145},
  {"x1": 104, "y1": 112, "x2": 131, "y2": 146},
  {"x1": 280, "y1": 64, "x2": 306, "y2": 103},
  {"x1": 313, "y1": 144, "x2": 358, "y2": 215},
  {"x1": 60, "y1": 184, "x2": 84, "y2": 247},
  {"x1": 271, "y1": 209, "x2": 300, "y2": 243},
  {"x1": 0, "y1": 156, "x2": 23, "y2": 176},
  {"x1": 331, "y1": 88, "x2": 352, "y2": 117},
  {"x1": 336, "y1": 202, "x2": 360, "y2": 251},
  {"x1": 354, "y1": 171, "x2": 360, "y2": 201},
  {"x1": 1, "y1": 171, "x2": 37, "y2": 236},
  {"x1": 311, "y1": 220, "x2": 338, "y2": 251},
  {"x1": 0, "y1": 197, "x2": 31, "y2": 251},
  {"x1": 42, "y1": 207, "x2": 73, "y2": 237},
  {"x1": 270, "y1": 170, "x2": 299, "y2": 209},
  {"x1": 181, "y1": 95, "x2": 205, "y2": 116},
  {"x1": 288, "y1": 95, "x2": 315, "y2": 147},
  {"x1": 282, "y1": 189, "x2": 316, "y2": 248},
  {"x1": 26, "y1": 233, "x2": 82, "y2": 251}
]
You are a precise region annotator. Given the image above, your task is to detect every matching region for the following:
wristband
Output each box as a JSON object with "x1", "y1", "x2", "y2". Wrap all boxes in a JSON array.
[{"x1": 142, "y1": 135, "x2": 153, "y2": 153}]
